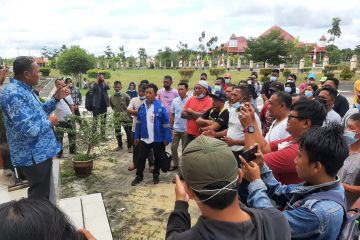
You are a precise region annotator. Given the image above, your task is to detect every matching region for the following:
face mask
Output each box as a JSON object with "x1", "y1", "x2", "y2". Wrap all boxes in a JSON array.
[
  {"x1": 224, "y1": 78, "x2": 230, "y2": 84},
  {"x1": 343, "y1": 130, "x2": 359, "y2": 145},
  {"x1": 197, "y1": 93, "x2": 206, "y2": 99},
  {"x1": 356, "y1": 104, "x2": 360, "y2": 110},
  {"x1": 247, "y1": 80, "x2": 252, "y2": 84},
  {"x1": 139, "y1": 96, "x2": 145, "y2": 100},
  {"x1": 232, "y1": 102, "x2": 241, "y2": 109},
  {"x1": 304, "y1": 90, "x2": 313, "y2": 97},
  {"x1": 284, "y1": 87, "x2": 292, "y2": 93},
  {"x1": 287, "y1": 79, "x2": 294, "y2": 83},
  {"x1": 270, "y1": 76, "x2": 277, "y2": 82},
  {"x1": 214, "y1": 85, "x2": 222, "y2": 92}
]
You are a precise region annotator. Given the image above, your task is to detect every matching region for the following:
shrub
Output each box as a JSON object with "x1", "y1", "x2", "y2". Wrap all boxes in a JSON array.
[
  {"x1": 259, "y1": 68, "x2": 272, "y2": 77},
  {"x1": 209, "y1": 67, "x2": 226, "y2": 78},
  {"x1": 303, "y1": 67, "x2": 312, "y2": 73},
  {"x1": 39, "y1": 67, "x2": 51, "y2": 76},
  {"x1": 340, "y1": 67, "x2": 353, "y2": 80},
  {"x1": 178, "y1": 69, "x2": 195, "y2": 82},
  {"x1": 260, "y1": 76, "x2": 270, "y2": 82},
  {"x1": 324, "y1": 64, "x2": 337, "y2": 72},
  {"x1": 86, "y1": 69, "x2": 111, "y2": 79},
  {"x1": 283, "y1": 69, "x2": 291, "y2": 78},
  {"x1": 324, "y1": 73, "x2": 335, "y2": 78}
]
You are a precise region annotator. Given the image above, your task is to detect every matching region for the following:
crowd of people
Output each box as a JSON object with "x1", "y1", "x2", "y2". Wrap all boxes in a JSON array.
[{"x1": 0, "y1": 56, "x2": 360, "y2": 239}]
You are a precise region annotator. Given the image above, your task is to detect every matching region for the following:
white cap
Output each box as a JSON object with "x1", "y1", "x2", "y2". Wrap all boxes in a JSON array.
[{"x1": 197, "y1": 80, "x2": 209, "y2": 90}]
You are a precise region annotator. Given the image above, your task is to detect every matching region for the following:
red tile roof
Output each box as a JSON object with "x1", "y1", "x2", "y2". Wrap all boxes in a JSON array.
[
  {"x1": 260, "y1": 25, "x2": 296, "y2": 42},
  {"x1": 224, "y1": 35, "x2": 248, "y2": 53}
]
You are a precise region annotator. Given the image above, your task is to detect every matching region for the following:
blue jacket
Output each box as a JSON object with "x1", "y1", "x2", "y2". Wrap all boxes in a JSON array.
[
  {"x1": 247, "y1": 164, "x2": 345, "y2": 240},
  {"x1": 0, "y1": 79, "x2": 61, "y2": 166},
  {"x1": 134, "y1": 99, "x2": 172, "y2": 144}
]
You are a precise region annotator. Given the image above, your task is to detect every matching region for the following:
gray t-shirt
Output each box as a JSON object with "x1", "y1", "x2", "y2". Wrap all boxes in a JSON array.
[{"x1": 338, "y1": 152, "x2": 360, "y2": 208}]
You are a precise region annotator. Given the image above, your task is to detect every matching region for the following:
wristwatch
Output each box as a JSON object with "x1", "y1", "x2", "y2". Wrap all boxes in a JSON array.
[{"x1": 244, "y1": 126, "x2": 255, "y2": 133}]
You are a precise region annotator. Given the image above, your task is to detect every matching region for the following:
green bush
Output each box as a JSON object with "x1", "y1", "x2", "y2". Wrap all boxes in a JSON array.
[
  {"x1": 283, "y1": 69, "x2": 291, "y2": 78},
  {"x1": 86, "y1": 69, "x2": 111, "y2": 79},
  {"x1": 178, "y1": 69, "x2": 195, "y2": 82},
  {"x1": 39, "y1": 67, "x2": 51, "y2": 76},
  {"x1": 260, "y1": 76, "x2": 270, "y2": 82},
  {"x1": 303, "y1": 67, "x2": 312, "y2": 73},
  {"x1": 259, "y1": 68, "x2": 272, "y2": 77},
  {"x1": 209, "y1": 67, "x2": 226, "y2": 78},
  {"x1": 324, "y1": 64, "x2": 337, "y2": 72},
  {"x1": 324, "y1": 73, "x2": 335, "y2": 78},
  {"x1": 340, "y1": 67, "x2": 354, "y2": 80}
]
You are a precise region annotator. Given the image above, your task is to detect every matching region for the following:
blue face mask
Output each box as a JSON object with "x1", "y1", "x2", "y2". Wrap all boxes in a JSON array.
[
  {"x1": 270, "y1": 76, "x2": 277, "y2": 82},
  {"x1": 356, "y1": 104, "x2": 360, "y2": 110},
  {"x1": 232, "y1": 102, "x2": 241, "y2": 109},
  {"x1": 214, "y1": 85, "x2": 222, "y2": 92},
  {"x1": 304, "y1": 90, "x2": 313, "y2": 97},
  {"x1": 284, "y1": 87, "x2": 292, "y2": 93},
  {"x1": 343, "y1": 130, "x2": 359, "y2": 145},
  {"x1": 224, "y1": 78, "x2": 230, "y2": 84},
  {"x1": 197, "y1": 93, "x2": 206, "y2": 99}
]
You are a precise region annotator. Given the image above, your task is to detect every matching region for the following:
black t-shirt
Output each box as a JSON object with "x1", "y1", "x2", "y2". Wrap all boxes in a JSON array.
[
  {"x1": 333, "y1": 94, "x2": 349, "y2": 117},
  {"x1": 202, "y1": 107, "x2": 229, "y2": 132},
  {"x1": 260, "y1": 81, "x2": 271, "y2": 99}
]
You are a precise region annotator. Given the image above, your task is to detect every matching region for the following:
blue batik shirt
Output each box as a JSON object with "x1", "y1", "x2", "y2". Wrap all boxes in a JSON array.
[{"x1": 0, "y1": 79, "x2": 61, "y2": 166}]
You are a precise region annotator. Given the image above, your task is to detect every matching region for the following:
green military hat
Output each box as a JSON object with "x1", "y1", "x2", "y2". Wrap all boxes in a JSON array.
[{"x1": 180, "y1": 135, "x2": 239, "y2": 195}]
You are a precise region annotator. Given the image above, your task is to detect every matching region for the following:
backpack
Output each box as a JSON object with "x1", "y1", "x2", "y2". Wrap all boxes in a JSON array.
[
  {"x1": 85, "y1": 89, "x2": 94, "y2": 111},
  {"x1": 159, "y1": 151, "x2": 172, "y2": 173},
  {"x1": 304, "y1": 191, "x2": 360, "y2": 240}
]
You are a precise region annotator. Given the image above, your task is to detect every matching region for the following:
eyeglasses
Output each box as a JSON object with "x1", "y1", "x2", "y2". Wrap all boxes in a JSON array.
[{"x1": 288, "y1": 115, "x2": 306, "y2": 120}]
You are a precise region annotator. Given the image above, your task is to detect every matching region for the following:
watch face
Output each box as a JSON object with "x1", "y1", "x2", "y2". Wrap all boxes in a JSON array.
[{"x1": 248, "y1": 126, "x2": 255, "y2": 133}]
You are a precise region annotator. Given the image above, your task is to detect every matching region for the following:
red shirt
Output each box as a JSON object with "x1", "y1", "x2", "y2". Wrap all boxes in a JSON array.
[
  {"x1": 264, "y1": 136, "x2": 301, "y2": 184},
  {"x1": 183, "y1": 96, "x2": 213, "y2": 136}
]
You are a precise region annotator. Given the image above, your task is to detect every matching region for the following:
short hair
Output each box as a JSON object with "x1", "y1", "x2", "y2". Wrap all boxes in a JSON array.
[
  {"x1": 54, "y1": 78, "x2": 63, "y2": 86},
  {"x1": 271, "y1": 69, "x2": 280, "y2": 74},
  {"x1": 193, "y1": 181, "x2": 238, "y2": 210},
  {"x1": 290, "y1": 99, "x2": 327, "y2": 127},
  {"x1": 273, "y1": 91, "x2": 292, "y2": 109},
  {"x1": 251, "y1": 72, "x2": 258, "y2": 78},
  {"x1": 138, "y1": 83, "x2": 147, "y2": 92},
  {"x1": 146, "y1": 83, "x2": 158, "y2": 93},
  {"x1": 114, "y1": 80, "x2": 121, "y2": 85},
  {"x1": 140, "y1": 79, "x2": 149, "y2": 85},
  {"x1": 307, "y1": 83, "x2": 318, "y2": 93},
  {"x1": 288, "y1": 74, "x2": 297, "y2": 81},
  {"x1": 234, "y1": 85, "x2": 252, "y2": 101},
  {"x1": 216, "y1": 77, "x2": 225, "y2": 85},
  {"x1": 64, "y1": 78, "x2": 72, "y2": 84},
  {"x1": 13, "y1": 56, "x2": 35, "y2": 75},
  {"x1": 200, "y1": 72, "x2": 207, "y2": 77},
  {"x1": 325, "y1": 77, "x2": 340, "y2": 89},
  {"x1": 349, "y1": 113, "x2": 360, "y2": 123},
  {"x1": 299, "y1": 123, "x2": 348, "y2": 177},
  {"x1": 0, "y1": 199, "x2": 83, "y2": 240},
  {"x1": 178, "y1": 82, "x2": 188, "y2": 89},
  {"x1": 163, "y1": 75, "x2": 172, "y2": 81},
  {"x1": 320, "y1": 87, "x2": 338, "y2": 100}
]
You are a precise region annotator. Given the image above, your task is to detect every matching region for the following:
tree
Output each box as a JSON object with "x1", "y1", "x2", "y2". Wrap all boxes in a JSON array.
[
  {"x1": 354, "y1": 45, "x2": 360, "y2": 58},
  {"x1": 117, "y1": 45, "x2": 126, "y2": 62},
  {"x1": 288, "y1": 39, "x2": 313, "y2": 64},
  {"x1": 104, "y1": 45, "x2": 115, "y2": 59},
  {"x1": 57, "y1": 46, "x2": 96, "y2": 87},
  {"x1": 326, "y1": 44, "x2": 342, "y2": 64},
  {"x1": 137, "y1": 48, "x2": 147, "y2": 67},
  {"x1": 245, "y1": 30, "x2": 292, "y2": 65},
  {"x1": 156, "y1": 47, "x2": 178, "y2": 68},
  {"x1": 327, "y1": 17, "x2": 341, "y2": 44},
  {"x1": 177, "y1": 42, "x2": 193, "y2": 62},
  {"x1": 341, "y1": 48, "x2": 354, "y2": 60},
  {"x1": 126, "y1": 55, "x2": 136, "y2": 68}
]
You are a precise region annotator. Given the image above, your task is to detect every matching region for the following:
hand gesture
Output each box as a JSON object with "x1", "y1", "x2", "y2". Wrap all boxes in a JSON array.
[
  {"x1": 175, "y1": 175, "x2": 189, "y2": 202},
  {"x1": 48, "y1": 115, "x2": 59, "y2": 126},
  {"x1": 79, "y1": 228, "x2": 96, "y2": 240},
  {"x1": 54, "y1": 85, "x2": 70, "y2": 100},
  {"x1": 221, "y1": 136, "x2": 235, "y2": 146},
  {"x1": 239, "y1": 103, "x2": 255, "y2": 128},
  {"x1": 239, "y1": 157, "x2": 261, "y2": 182}
]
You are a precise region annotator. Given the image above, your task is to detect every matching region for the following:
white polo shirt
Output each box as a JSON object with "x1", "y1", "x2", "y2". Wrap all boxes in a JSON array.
[{"x1": 54, "y1": 96, "x2": 73, "y2": 121}]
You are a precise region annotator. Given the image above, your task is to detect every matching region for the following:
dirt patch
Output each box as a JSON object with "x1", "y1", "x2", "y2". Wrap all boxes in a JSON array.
[{"x1": 60, "y1": 140, "x2": 200, "y2": 240}]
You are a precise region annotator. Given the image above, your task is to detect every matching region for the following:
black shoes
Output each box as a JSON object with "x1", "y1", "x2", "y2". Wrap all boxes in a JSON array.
[
  {"x1": 131, "y1": 176, "x2": 143, "y2": 186},
  {"x1": 153, "y1": 174, "x2": 160, "y2": 184}
]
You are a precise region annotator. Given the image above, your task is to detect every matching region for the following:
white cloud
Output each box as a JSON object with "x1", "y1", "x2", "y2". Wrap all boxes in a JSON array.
[{"x1": 0, "y1": 0, "x2": 359, "y2": 58}]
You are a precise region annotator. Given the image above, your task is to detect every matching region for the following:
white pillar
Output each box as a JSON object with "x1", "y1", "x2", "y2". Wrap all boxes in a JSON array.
[
  {"x1": 323, "y1": 56, "x2": 329, "y2": 69},
  {"x1": 249, "y1": 60, "x2": 254, "y2": 70},
  {"x1": 299, "y1": 58, "x2": 305, "y2": 70},
  {"x1": 350, "y1": 55, "x2": 358, "y2": 71}
]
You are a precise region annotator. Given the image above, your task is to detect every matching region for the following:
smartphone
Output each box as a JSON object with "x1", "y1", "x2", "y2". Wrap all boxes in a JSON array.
[{"x1": 240, "y1": 145, "x2": 258, "y2": 162}]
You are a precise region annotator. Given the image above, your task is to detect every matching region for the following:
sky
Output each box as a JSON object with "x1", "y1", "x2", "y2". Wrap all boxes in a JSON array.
[{"x1": 0, "y1": 0, "x2": 359, "y2": 58}]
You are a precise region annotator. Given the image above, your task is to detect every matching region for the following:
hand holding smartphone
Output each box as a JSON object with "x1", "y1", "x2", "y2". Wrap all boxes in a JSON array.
[{"x1": 239, "y1": 145, "x2": 258, "y2": 162}]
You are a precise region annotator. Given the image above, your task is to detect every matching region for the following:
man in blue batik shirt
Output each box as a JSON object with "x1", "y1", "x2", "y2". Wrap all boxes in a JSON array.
[{"x1": 0, "y1": 56, "x2": 70, "y2": 200}]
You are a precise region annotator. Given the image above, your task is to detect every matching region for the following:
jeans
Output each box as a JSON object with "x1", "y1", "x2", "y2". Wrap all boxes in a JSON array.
[{"x1": 170, "y1": 131, "x2": 187, "y2": 167}]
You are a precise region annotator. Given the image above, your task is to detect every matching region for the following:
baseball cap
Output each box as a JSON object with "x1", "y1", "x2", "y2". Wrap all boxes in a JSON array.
[
  {"x1": 224, "y1": 73, "x2": 231, "y2": 78},
  {"x1": 308, "y1": 73, "x2": 317, "y2": 80},
  {"x1": 269, "y1": 81, "x2": 284, "y2": 92},
  {"x1": 197, "y1": 80, "x2": 209, "y2": 90},
  {"x1": 209, "y1": 90, "x2": 227, "y2": 102},
  {"x1": 319, "y1": 76, "x2": 327, "y2": 82},
  {"x1": 180, "y1": 135, "x2": 238, "y2": 195}
]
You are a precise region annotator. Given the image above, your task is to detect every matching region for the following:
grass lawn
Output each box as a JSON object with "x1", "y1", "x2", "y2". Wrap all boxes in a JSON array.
[{"x1": 49, "y1": 68, "x2": 316, "y2": 95}]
